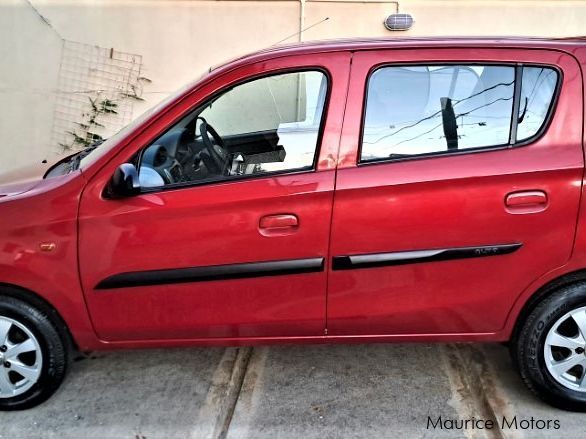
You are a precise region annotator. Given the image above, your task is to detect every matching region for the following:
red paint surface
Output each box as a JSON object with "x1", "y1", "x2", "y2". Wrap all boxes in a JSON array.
[{"x1": 0, "y1": 38, "x2": 585, "y2": 350}]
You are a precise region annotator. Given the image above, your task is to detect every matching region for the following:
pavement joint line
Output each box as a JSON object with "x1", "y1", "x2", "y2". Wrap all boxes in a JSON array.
[
  {"x1": 216, "y1": 347, "x2": 253, "y2": 439},
  {"x1": 192, "y1": 348, "x2": 237, "y2": 439},
  {"x1": 441, "y1": 344, "x2": 506, "y2": 439},
  {"x1": 191, "y1": 347, "x2": 253, "y2": 439},
  {"x1": 469, "y1": 345, "x2": 523, "y2": 439},
  {"x1": 223, "y1": 346, "x2": 269, "y2": 439}
]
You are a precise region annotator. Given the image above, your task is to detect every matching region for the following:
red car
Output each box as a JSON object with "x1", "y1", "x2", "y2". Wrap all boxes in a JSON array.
[{"x1": 1, "y1": 36, "x2": 586, "y2": 410}]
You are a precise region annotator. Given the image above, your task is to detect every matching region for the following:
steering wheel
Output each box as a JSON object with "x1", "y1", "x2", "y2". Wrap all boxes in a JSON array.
[{"x1": 197, "y1": 117, "x2": 229, "y2": 174}]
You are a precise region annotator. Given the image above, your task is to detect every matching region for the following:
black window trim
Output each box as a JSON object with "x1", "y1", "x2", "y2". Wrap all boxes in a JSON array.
[
  {"x1": 133, "y1": 66, "x2": 332, "y2": 195},
  {"x1": 357, "y1": 61, "x2": 562, "y2": 166},
  {"x1": 508, "y1": 63, "x2": 523, "y2": 145}
]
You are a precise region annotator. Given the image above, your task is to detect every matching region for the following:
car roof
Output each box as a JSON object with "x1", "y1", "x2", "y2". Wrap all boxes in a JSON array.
[
  {"x1": 257, "y1": 35, "x2": 586, "y2": 53},
  {"x1": 210, "y1": 36, "x2": 586, "y2": 74}
]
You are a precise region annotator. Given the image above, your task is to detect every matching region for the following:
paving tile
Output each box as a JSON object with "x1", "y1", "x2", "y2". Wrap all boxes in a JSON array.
[
  {"x1": 3, "y1": 343, "x2": 583, "y2": 439},
  {"x1": 480, "y1": 344, "x2": 586, "y2": 439},
  {"x1": 0, "y1": 348, "x2": 226, "y2": 439},
  {"x1": 227, "y1": 344, "x2": 465, "y2": 439}
]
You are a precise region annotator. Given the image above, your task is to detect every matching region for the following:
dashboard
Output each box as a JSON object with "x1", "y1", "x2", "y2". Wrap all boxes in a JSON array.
[{"x1": 140, "y1": 128, "x2": 207, "y2": 186}]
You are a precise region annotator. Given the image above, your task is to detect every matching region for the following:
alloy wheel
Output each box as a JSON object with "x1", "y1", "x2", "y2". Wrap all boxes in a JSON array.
[
  {"x1": 544, "y1": 306, "x2": 586, "y2": 392},
  {"x1": 0, "y1": 316, "x2": 42, "y2": 398}
]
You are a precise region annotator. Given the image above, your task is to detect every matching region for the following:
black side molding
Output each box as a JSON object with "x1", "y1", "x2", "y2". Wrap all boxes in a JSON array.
[
  {"x1": 96, "y1": 257, "x2": 325, "y2": 290},
  {"x1": 332, "y1": 243, "x2": 522, "y2": 271}
]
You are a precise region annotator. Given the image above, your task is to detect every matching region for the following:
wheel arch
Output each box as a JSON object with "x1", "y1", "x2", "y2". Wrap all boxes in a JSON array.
[
  {"x1": 0, "y1": 282, "x2": 76, "y2": 351},
  {"x1": 511, "y1": 269, "x2": 586, "y2": 342}
]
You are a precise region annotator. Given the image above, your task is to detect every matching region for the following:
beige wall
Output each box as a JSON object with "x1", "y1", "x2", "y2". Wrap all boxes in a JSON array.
[
  {"x1": 0, "y1": 0, "x2": 62, "y2": 171},
  {"x1": 2, "y1": 0, "x2": 586, "y2": 172}
]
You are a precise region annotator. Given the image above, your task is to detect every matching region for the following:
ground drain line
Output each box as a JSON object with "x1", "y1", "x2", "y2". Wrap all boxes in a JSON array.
[
  {"x1": 192, "y1": 347, "x2": 253, "y2": 439},
  {"x1": 441, "y1": 344, "x2": 506, "y2": 439},
  {"x1": 466, "y1": 345, "x2": 523, "y2": 439},
  {"x1": 215, "y1": 347, "x2": 253, "y2": 439}
]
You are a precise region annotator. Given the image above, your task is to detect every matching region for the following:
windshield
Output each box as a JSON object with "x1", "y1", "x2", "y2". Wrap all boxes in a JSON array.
[{"x1": 78, "y1": 70, "x2": 211, "y2": 170}]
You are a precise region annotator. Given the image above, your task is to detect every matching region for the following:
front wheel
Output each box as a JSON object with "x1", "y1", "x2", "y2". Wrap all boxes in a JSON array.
[
  {"x1": 0, "y1": 295, "x2": 68, "y2": 410},
  {"x1": 514, "y1": 283, "x2": 586, "y2": 411}
]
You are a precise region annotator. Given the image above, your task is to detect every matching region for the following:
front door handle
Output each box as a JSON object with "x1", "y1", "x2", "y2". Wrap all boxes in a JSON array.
[
  {"x1": 505, "y1": 190, "x2": 548, "y2": 213},
  {"x1": 259, "y1": 214, "x2": 299, "y2": 236}
]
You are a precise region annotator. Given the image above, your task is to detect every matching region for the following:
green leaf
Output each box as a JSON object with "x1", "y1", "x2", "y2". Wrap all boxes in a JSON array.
[
  {"x1": 120, "y1": 92, "x2": 145, "y2": 101},
  {"x1": 87, "y1": 132, "x2": 103, "y2": 141}
]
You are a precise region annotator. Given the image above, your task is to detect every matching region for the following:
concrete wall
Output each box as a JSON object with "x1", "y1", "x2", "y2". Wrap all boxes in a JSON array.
[
  {"x1": 2, "y1": 0, "x2": 586, "y2": 172},
  {"x1": 0, "y1": 0, "x2": 62, "y2": 171}
]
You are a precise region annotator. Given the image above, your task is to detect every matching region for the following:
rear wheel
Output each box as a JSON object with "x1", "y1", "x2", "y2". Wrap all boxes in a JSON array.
[
  {"x1": 0, "y1": 296, "x2": 68, "y2": 410},
  {"x1": 514, "y1": 283, "x2": 586, "y2": 411}
]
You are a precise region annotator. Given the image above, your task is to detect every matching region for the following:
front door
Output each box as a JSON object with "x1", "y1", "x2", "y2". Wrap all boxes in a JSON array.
[
  {"x1": 328, "y1": 48, "x2": 583, "y2": 336},
  {"x1": 78, "y1": 53, "x2": 350, "y2": 341}
]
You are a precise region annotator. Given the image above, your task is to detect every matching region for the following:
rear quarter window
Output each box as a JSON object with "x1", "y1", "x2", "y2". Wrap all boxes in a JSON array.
[{"x1": 516, "y1": 67, "x2": 558, "y2": 142}]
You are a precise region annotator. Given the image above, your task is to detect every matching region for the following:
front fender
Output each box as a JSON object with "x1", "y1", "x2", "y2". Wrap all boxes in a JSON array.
[{"x1": 0, "y1": 172, "x2": 99, "y2": 350}]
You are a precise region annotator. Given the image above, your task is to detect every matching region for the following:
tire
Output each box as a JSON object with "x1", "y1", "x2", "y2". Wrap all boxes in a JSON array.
[
  {"x1": 514, "y1": 282, "x2": 586, "y2": 411},
  {"x1": 0, "y1": 295, "x2": 68, "y2": 410}
]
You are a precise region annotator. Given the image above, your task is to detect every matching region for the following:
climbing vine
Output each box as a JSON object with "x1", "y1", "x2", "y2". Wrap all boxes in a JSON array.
[{"x1": 59, "y1": 76, "x2": 151, "y2": 151}]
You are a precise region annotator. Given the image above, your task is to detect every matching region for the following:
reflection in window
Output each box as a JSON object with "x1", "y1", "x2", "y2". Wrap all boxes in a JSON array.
[
  {"x1": 516, "y1": 67, "x2": 558, "y2": 142},
  {"x1": 138, "y1": 71, "x2": 327, "y2": 188},
  {"x1": 361, "y1": 65, "x2": 515, "y2": 161}
]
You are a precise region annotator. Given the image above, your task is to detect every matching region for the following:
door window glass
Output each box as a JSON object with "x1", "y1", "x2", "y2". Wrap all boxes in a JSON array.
[
  {"x1": 516, "y1": 66, "x2": 558, "y2": 142},
  {"x1": 360, "y1": 64, "x2": 559, "y2": 163},
  {"x1": 361, "y1": 65, "x2": 515, "y2": 161},
  {"x1": 138, "y1": 71, "x2": 327, "y2": 188}
]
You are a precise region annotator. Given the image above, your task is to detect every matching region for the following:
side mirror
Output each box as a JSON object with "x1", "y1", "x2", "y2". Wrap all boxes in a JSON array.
[{"x1": 107, "y1": 163, "x2": 141, "y2": 198}]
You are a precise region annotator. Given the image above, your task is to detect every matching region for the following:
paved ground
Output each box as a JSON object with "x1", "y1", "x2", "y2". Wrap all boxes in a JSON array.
[{"x1": 0, "y1": 343, "x2": 584, "y2": 439}]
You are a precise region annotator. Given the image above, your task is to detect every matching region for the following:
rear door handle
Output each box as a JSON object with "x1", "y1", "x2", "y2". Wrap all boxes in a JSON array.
[
  {"x1": 259, "y1": 214, "x2": 299, "y2": 236},
  {"x1": 505, "y1": 190, "x2": 548, "y2": 213}
]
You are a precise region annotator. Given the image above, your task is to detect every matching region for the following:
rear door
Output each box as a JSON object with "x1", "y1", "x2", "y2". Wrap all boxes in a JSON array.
[{"x1": 328, "y1": 48, "x2": 583, "y2": 336}]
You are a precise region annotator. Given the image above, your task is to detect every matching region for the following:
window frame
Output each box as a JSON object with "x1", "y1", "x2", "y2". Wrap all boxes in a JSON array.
[
  {"x1": 135, "y1": 67, "x2": 332, "y2": 194},
  {"x1": 357, "y1": 61, "x2": 562, "y2": 166}
]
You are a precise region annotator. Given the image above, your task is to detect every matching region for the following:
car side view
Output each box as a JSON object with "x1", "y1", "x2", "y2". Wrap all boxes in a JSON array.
[{"x1": 2, "y1": 36, "x2": 586, "y2": 410}]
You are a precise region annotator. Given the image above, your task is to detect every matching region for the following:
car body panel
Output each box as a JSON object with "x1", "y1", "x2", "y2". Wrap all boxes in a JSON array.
[
  {"x1": 77, "y1": 52, "x2": 351, "y2": 341},
  {"x1": 0, "y1": 172, "x2": 97, "y2": 349},
  {"x1": 328, "y1": 48, "x2": 583, "y2": 335},
  {"x1": 0, "y1": 162, "x2": 57, "y2": 197},
  {"x1": 0, "y1": 38, "x2": 585, "y2": 350}
]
